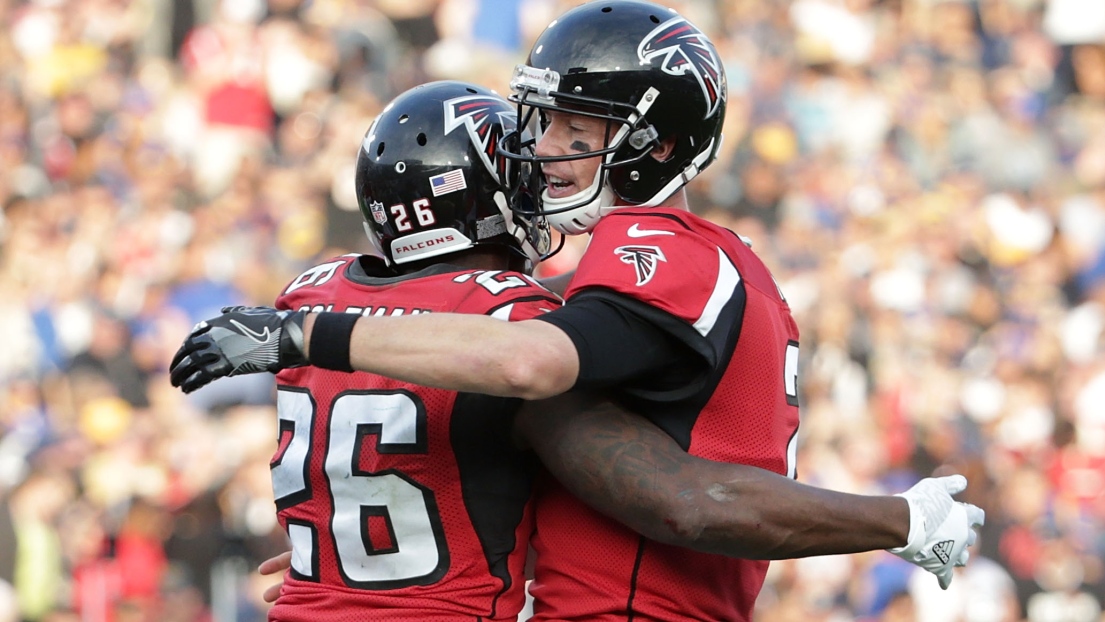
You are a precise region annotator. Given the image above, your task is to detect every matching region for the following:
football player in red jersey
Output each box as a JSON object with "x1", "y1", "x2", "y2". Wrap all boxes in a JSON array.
[
  {"x1": 250, "y1": 80, "x2": 556, "y2": 621},
  {"x1": 171, "y1": 3, "x2": 985, "y2": 620}
]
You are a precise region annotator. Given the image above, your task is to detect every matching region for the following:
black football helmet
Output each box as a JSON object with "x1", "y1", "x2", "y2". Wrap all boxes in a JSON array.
[
  {"x1": 356, "y1": 81, "x2": 549, "y2": 266},
  {"x1": 499, "y1": 0, "x2": 727, "y2": 235}
]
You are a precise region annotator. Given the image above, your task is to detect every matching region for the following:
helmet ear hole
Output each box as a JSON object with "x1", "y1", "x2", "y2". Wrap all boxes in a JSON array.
[{"x1": 417, "y1": 133, "x2": 427, "y2": 146}]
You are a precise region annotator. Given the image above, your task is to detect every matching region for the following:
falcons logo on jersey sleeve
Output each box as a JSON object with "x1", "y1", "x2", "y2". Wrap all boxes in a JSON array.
[
  {"x1": 637, "y1": 17, "x2": 724, "y2": 119},
  {"x1": 614, "y1": 245, "x2": 667, "y2": 286},
  {"x1": 443, "y1": 95, "x2": 517, "y2": 179}
]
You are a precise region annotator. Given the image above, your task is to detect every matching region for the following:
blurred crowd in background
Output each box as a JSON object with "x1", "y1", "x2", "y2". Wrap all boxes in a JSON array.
[{"x1": 0, "y1": 0, "x2": 1103, "y2": 620}]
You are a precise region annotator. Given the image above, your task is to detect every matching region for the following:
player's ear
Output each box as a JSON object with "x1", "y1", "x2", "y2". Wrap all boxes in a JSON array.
[{"x1": 651, "y1": 136, "x2": 677, "y2": 162}]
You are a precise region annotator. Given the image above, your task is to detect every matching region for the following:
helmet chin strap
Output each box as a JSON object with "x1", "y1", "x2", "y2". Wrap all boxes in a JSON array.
[
  {"x1": 542, "y1": 116, "x2": 634, "y2": 236},
  {"x1": 540, "y1": 87, "x2": 663, "y2": 235},
  {"x1": 494, "y1": 191, "x2": 546, "y2": 264},
  {"x1": 542, "y1": 165, "x2": 618, "y2": 235},
  {"x1": 635, "y1": 136, "x2": 717, "y2": 208},
  {"x1": 543, "y1": 136, "x2": 712, "y2": 232}
]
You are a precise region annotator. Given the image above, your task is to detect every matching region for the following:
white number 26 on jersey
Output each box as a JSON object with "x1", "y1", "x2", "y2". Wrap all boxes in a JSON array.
[{"x1": 271, "y1": 388, "x2": 448, "y2": 589}]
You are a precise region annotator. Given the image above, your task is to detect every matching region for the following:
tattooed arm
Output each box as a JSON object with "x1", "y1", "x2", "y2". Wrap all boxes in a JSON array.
[{"x1": 514, "y1": 391, "x2": 910, "y2": 559}]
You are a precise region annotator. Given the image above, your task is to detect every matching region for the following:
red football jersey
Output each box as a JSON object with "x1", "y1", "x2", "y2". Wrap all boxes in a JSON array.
[
  {"x1": 268, "y1": 255, "x2": 560, "y2": 622},
  {"x1": 530, "y1": 209, "x2": 802, "y2": 621}
]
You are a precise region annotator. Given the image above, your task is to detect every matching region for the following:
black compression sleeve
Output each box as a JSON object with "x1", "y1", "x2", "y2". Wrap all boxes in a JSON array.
[{"x1": 534, "y1": 291, "x2": 704, "y2": 389}]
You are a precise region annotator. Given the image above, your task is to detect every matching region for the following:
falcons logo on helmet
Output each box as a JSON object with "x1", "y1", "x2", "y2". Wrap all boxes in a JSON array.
[
  {"x1": 615, "y1": 245, "x2": 667, "y2": 286},
  {"x1": 637, "y1": 17, "x2": 724, "y2": 119},
  {"x1": 443, "y1": 95, "x2": 517, "y2": 181}
]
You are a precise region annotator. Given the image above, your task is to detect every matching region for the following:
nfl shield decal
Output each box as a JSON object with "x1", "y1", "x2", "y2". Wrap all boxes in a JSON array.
[{"x1": 370, "y1": 200, "x2": 387, "y2": 225}]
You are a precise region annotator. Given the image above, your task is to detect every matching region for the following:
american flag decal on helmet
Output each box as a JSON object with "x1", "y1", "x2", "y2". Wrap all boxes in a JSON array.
[
  {"x1": 443, "y1": 95, "x2": 517, "y2": 181},
  {"x1": 615, "y1": 245, "x2": 668, "y2": 286},
  {"x1": 637, "y1": 17, "x2": 724, "y2": 119}
]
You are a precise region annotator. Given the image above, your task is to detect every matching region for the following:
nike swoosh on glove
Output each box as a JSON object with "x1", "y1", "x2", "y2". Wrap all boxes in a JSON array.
[
  {"x1": 889, "y1": 475, "x2": 986, "y2": 590},
  {"x1": 170, "y1": 306, "x2": 308, "y2": 393}
]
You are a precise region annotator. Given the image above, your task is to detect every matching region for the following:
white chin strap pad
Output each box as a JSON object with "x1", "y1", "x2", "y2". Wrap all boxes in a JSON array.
[{"x1": 543, "y1": 164, "x2": 618, "y2": 235}]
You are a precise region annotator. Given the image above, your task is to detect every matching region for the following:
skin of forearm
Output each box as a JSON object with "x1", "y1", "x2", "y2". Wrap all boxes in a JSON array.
[
  {"x1": 302, "y1": 312, "x2": 579, "y2": 400},
  {"x1": 516, "y1": 394, "x2": 909, "y2": 559},
  {"x1": 677, "y1": 467, "x2": 909, "y2": 558}
]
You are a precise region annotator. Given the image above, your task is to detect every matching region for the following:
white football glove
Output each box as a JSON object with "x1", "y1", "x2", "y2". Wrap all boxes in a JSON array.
[{"x1": 889, "y1": 474, "x2": 985, "y2": 590}]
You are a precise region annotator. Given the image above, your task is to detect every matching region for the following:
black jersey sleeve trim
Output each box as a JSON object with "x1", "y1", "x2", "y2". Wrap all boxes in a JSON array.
[{"x1": 534, "y1": 288, "x2": 716, "y2": 399}]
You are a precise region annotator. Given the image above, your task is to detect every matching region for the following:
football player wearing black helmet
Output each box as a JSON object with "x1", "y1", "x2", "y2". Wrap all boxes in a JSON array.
[{"x1": 185, "y1": 82, "x2": 565, "y2": 621}]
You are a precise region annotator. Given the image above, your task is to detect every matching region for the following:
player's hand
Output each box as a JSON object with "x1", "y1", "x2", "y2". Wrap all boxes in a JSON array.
[
  {"x1": 170, "y1": 306, "x2": 308, "y2": 393},
  {"x1": 258, "y1": 551, "x2": 293, "y2": 604},
  {"x1": 889, "y1": 475, "x2": 985, "y2": 590}
]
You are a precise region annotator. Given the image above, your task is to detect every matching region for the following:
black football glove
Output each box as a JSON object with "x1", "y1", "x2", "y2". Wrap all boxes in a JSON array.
[{"x1": 170, "y1": 306, "x2": 308, "y2": 393}]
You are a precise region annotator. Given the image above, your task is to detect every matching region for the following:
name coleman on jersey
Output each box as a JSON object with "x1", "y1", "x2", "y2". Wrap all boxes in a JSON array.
[{"x1": 296, "y1": 304, "x2": 432, "y2": 316}]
